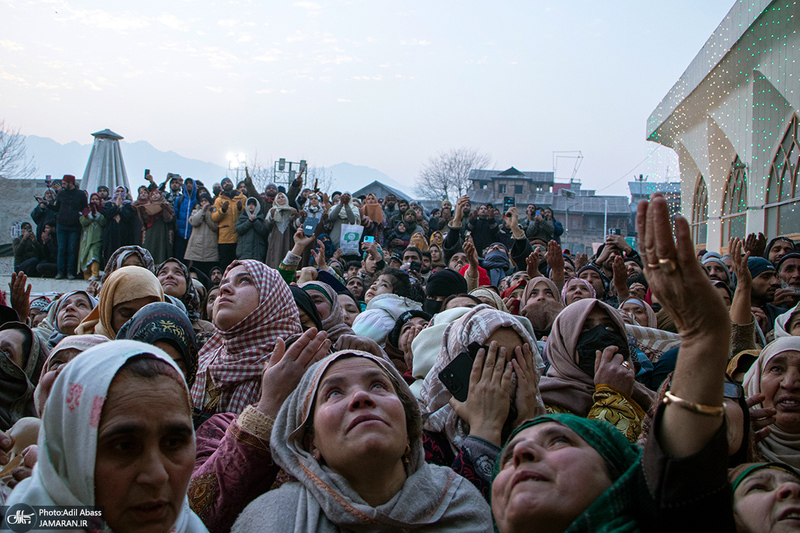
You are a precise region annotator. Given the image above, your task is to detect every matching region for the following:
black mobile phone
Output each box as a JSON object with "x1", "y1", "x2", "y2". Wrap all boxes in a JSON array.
[
  {"x1": 438, "y1": 351, "x2": 475, "y2": 402},
  {"x1": 303, "y1": 216, "x2": 319, "y2": 236},
  {"x1": 609, "y1": 228, "x2": 621, "y2": 235},
  {"x1": 503, "y1": 196, "x2": 515, "y2": 212},
  {"x1": 144, "y1": 168, "x2": 150, "y2": 179},
  {"x1": 410, "y1": 261, "x2": 421, "y2": 272}
]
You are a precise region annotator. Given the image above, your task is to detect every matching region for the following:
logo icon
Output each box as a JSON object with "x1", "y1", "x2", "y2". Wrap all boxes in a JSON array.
[{"x1": 4, "y1": 504, "x2": 37, "y2": 532}]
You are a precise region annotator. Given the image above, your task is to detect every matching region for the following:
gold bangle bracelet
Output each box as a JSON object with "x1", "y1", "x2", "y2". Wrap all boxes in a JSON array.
[{"x1": 662, "y1": 391, "x2": 725, "y2": 417}]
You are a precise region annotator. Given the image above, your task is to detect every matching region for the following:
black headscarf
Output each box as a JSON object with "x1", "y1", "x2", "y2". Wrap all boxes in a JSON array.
[
  {"x1": 116, "y1": 302, "x2": 198, "y2": 387},
  {"x1": 388, "y1": 310, "x2": 432, "y2": 349},
  {"x1": 424, "y1": 269, "x2": 468, "y2": 314},
  {"x1": 0, "y1": 321, "x2": 46, "y2": 430},
  {"x1": 290, "y1": 286, "x2": 323, "y2": 331},
  {"x1": 156, "y1": 258, "x2": 201, "y2": 321}
]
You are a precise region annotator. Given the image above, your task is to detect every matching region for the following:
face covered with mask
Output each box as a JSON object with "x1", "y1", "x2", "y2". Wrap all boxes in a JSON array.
[{"x1": 575, "y1": 307, "x2": 630, "y2": 377}]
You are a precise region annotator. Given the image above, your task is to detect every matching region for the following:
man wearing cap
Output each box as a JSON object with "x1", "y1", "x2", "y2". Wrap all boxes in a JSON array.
[
  {"x1": 47, "y1": 174, "x2": 87, "y2": 279},
  {"x1": 748, "y1": 257, "x2": 789, "y2": 334},
  {"x1": 212, "y1": 177, "x2": 246, "y2": 269},
  {"x1": 96, "y1": 185, "x2": 109, "y2": 201}
]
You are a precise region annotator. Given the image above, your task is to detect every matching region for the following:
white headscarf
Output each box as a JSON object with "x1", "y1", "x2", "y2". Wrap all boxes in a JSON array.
[{"x1": 6, "y1": 340, "x2": 208, "y2": 533}]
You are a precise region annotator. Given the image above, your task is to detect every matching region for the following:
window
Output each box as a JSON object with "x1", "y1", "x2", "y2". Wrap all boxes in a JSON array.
[
  {"x1": 691, "y1": 174, "x2": 708, "y2": 246},
  {"x1": 721, "y1": 156, "x2": 748, "y2": 245},
  {"x1": 515, "y1": 185, "x2": 523, "y2": 195},
  {"x1": 765, "y1": 114, "x2": 800, "y2": 237},
  {"x1": 498, "y1": 184, "x2": 506, "y2": 194}
]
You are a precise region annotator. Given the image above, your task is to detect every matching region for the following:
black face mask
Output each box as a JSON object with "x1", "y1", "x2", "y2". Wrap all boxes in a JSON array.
[
  {"x1": 423, "y1": 297, "x2": 443, "y2": 315},
  {"x1": 575, "y1": 324, "x2": 629, "y2": 378}
]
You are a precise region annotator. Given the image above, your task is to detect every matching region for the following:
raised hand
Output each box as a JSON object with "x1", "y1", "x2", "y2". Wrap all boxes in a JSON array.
[
  {"x1": 449, "y1": 342, "x2": 512, "y2": 446},
  {"x1": 511, "y1": 343, "x2": 545, "y2": 425},
  {"x1": 255, "y1": 329, "x2": 330, "y2": 418},
  {"x1": 9, "y1": 272, "x2": 31, "y2": 323},
  {"x1": 612, "y1": 255, "x2": 630, "y2": 302},
  {"x1": 744, "y1": 232, "x2": 767, "y2": 258},
  {"x1": 545, "y1": 240, "x2": 564, "y2": 286}
]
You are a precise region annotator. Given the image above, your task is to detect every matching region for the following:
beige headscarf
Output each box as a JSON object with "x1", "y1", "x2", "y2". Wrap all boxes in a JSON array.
[
  {"x1": 468, "y1": 287, "x2": 509, "y2": 313},
  {"x1": 743, "y1": 336, "x2": 800, "y2": 468},
  {"x1": 76, "y1": 266, "x2": 164, "y2": 339}
]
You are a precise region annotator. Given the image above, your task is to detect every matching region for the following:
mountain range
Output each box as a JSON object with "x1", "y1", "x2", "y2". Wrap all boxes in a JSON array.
[{"x1": 21, "y1": 134, "x2": 416, "y2": 197}]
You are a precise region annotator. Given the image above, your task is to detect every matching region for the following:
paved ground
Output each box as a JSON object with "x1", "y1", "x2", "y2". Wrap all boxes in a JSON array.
[{"x1": 1, "y1": 257, "x2": 93, "y2": 301}]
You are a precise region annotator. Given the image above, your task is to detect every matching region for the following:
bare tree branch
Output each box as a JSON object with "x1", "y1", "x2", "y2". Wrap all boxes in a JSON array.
[
  {"x1": 414, "y1": 147, "x2": 490, "y2": 202},
  {"x1": 0, "y1": 120, "x2": 37, "y2": 179}
]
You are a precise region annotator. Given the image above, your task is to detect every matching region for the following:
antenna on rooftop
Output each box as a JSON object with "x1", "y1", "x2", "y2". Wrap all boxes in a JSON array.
[{"x1": 552, "y1": 151, "x2": 584, "y2": 182}]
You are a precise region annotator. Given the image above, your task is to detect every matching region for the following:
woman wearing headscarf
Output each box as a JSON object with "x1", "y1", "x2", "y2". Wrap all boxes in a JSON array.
[
  {"x1": 429, "y1": 243, "x2": 447, "y2": 271},
  {"x1": 31, "y1": 290, "x2": 97, "y2": 348},
  {"x1": 184, "y1": 193, "x2": 219, "y2": 276},
  {"x1": 117, "y1": 302, "x2": 199, "y2": 388},
  {"x1": 235, "y1": 197, "x2": 268, "y2": 261},
  {"x1": 326, "y1": 192, "x2": 359, "y2": 250},
  {"x1": 774, "y1": 301, "x2": 800, "y2": 338},
  {"x1": 560, "y1": 277, "x2": 596, "y2": 306},
  {"x1": 420, "y1": 305, "x2": 545, "y2": 498},
  {"x1": 5, "y1": 340, "x2": 208, "y2": 532},
  {"x1": 232, "y1": 350, "x2": 492, "y2": 532},
  {"x1": 520, "y1": 277, "x2": 563, "y2": 340},
  {"x1": 175, "y1": 177, "x2": 198, "y2": 261},
  {"x1": 190, "y1": 260, "x2": 302, "y2": 415},
  {"x1": 492, "y1": 195, "x2": 737, "y2": 532},
  {"x1": 156, "y1": 258, "x2": 215, "y2": 344},
  {"x1": 469, "y1": 287, "x2": 509, "y2": 312},
  {"x1": 290, "y1": 286, "x2": 324, "y2": 331},
  {"x1": 77, "y1": 192, "x2": 106, "y2": 281},
  {"x1": 299, "y1": 281, "x2": 355, "y2": 344},
  {"x1": 729, "y1": 462, "x2": 800, "y2": 532},
  {"x1": 76, "y1": 266, "x2": 165, "y2": 339},
  {"x1": 135, "y1": 187, "x2": 175, "y2": 264},
  {"x1": 360, "y1": 193, "x2": 384, "y2": 245},
  {"x1": 743, "y1": 336, "x2": 800, "y2": 468},
  {"x1": 424, "y1": 269, "x2": 469, "y2": 315},
  {"x1": 101, "y1": 244, "x2": 155, "y2": 283},
  {"x1": 0, "y1": 322, "x2": 47, "y2": 431},
  {"x1": 539, "y1": 298, "x2": 654, "y2": 442},
  {"x1": 264, "y1": 192, "x2": 300, "y2": 269},
  {"x1": 619, "y1": 297, "x2": 658, "y2": 328}
]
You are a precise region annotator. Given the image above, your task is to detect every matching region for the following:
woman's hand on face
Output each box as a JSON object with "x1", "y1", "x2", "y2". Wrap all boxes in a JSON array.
[
  {"x1": 256, "y1": 329, "x2": 330, "y2": 418},
  {"x1": 449, "y1": 341, "x2": 513, "y2": 446},
  {"x1": 593, "y1": 346, "x2": 635, "y2": 398},
  {"x1": 511, "y1": 343, "x2": 544, "y2": 426},
  {"x1": 5, "y1": 445, "x2": 36, "y2": 489},
  {"x1": 747, "y1": 392, "x2": 777, "y2": 443},
  {"x1": 636, "y1": 194, "x2": 728, "y2": 339}
]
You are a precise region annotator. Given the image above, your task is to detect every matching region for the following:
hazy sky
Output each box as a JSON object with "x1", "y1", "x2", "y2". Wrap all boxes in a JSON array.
[{"x1": 1, "y1": 0, "x2": 735, "y2": 196}]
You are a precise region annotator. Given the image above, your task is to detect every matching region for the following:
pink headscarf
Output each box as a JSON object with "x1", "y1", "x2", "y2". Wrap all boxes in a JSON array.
[
  {"x1": 540, "y1": 299, "x2": 654, "y2": 416},
  {"x1": 619, "y1": 298, "x2": 658, "y2": 329}
]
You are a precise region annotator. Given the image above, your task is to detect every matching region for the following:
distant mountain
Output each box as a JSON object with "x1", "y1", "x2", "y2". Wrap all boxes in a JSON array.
[
  {"x1": 21, "y1": 135, "x2": 416, "y2": 197},
  {"x1": 24, "y1": 135, "x2": 229, "y2": 190},
  {"x1": 324, "y1": 162, "x2": 415, "y2": 197}
]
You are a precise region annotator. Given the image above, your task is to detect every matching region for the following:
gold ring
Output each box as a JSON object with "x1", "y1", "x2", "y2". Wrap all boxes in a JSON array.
[
  {"x1": 658, "y1": 258, "x2": 677, "y2": 273},
  {"x1": 647, "y1": 263, "x2": 659, "y2": 269},
  {"x1": 622, "y1": 361, "x2": 631, "y2": 369}
]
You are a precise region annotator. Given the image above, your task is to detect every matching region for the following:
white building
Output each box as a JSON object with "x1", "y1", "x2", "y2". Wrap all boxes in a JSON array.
[{"x1": 647, "y1": 0, "x2": 799, "y2": 251}]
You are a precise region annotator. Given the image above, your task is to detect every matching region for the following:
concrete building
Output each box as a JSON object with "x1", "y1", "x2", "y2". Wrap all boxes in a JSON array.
[
  {"x1": 647, "y1": 0, "x2": 800, "y2": 251},
  {"x1": 628, "y1": 177, "x2": 682, "y2": 234},
  {"x1": 466, "y1": 167, "x2": 629, "y2": 254}
]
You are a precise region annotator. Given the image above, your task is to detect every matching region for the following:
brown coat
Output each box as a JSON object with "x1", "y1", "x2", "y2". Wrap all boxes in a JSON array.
[{"x1": 185, "y1": 205, "x2": 219, "y2": 263}]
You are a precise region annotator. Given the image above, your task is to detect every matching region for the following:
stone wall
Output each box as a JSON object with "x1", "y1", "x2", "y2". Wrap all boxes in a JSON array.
[{"x1": 0, "y1": 177, "x2": 81, "y2": 249}]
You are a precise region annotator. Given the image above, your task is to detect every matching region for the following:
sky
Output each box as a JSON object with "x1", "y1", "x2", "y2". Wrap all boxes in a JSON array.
[{"x1": 1, "y1": 0, "x2": 737, "y2": 197}]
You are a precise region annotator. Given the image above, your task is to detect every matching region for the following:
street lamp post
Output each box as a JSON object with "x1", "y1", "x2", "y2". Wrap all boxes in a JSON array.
[{"x1": 274, "y1": 158, "x2": 308, "y2": 190}]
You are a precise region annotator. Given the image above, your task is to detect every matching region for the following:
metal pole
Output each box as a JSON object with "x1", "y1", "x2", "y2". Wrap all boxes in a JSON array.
[{"x1": 603, "y1": 198, "x2": 608, "y2": 236}]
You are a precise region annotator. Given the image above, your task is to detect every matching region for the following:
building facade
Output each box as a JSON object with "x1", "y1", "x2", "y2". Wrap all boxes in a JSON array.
[
  {"x1": 466, "y1": 167, "x2": 630, "y2": 254},
  {"x1": 647, "y1": 0, "x2": 799, "y2": 251}
]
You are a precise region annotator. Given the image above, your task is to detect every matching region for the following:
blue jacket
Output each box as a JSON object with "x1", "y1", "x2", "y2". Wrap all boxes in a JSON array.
[{"x1": 174, "y1": 178, "x2": 197, "y2": 239}]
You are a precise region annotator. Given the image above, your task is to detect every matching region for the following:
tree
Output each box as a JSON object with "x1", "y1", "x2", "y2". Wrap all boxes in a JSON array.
[
  {"x1": 0, "y1": 121, "x2": 37, "y2": 179},
  {"x1": 414, "y1": 147, "x2": 491, "y2": 202}
]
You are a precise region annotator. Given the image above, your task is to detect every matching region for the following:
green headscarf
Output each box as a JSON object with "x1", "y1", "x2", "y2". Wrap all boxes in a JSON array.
[{"x1": 493, "y1": 413, "x2": 643, "y2": 533}]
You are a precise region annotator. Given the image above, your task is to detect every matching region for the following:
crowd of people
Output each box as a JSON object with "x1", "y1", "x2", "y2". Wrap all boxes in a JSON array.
[{"x1": 2, "y1": 171, "x2": 800, "y2": 532}]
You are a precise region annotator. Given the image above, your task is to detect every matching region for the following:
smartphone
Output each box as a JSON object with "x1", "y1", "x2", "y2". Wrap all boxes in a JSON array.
[
  {"x1": 364, "y1": 236, "x2": 375, "y2": 243},
  {"x1": 410, "y1": 261, "x2": 421, "y2": 272},
  {"x1": 503, "y1": 196, "x2": 516, "y2": 212},
  {"x1": 144, "y1": 169, "x2": 150, "y2": 179},
  {"x1": 438, "y1": 350, "x2": 475, "y2": 402},
  {"x1": 34, "y1": 196, "x2": 43, "y2": 203},
  {"x1": 303, "y1": 216, "x2": 319, "y2": 237},
  {"x1": 609, "y1": 228, "x2": 621, "y2": 235},
  {"x1": 535, "y1": 210, "x2": 541, "y2": 216}
]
